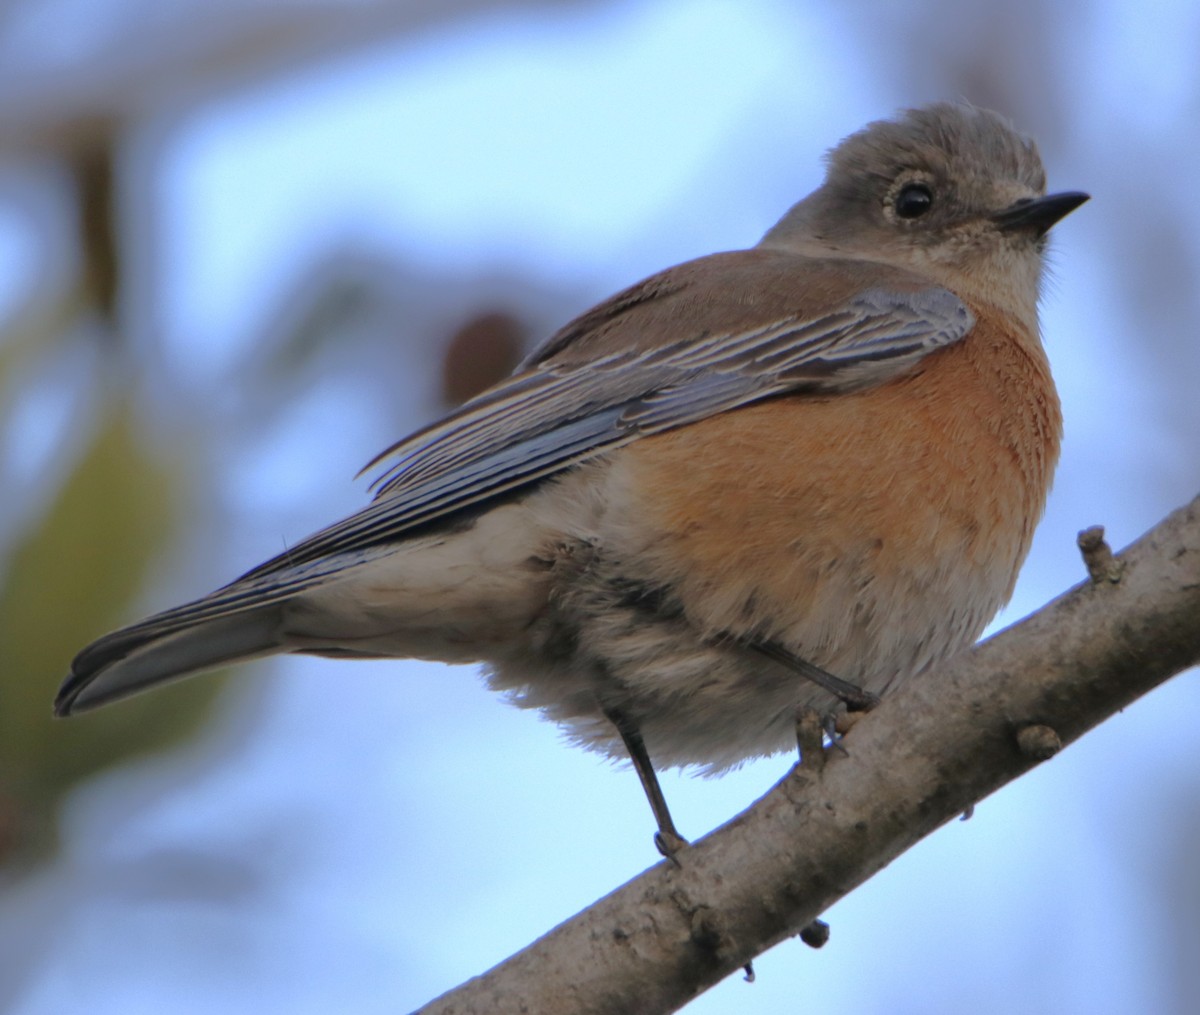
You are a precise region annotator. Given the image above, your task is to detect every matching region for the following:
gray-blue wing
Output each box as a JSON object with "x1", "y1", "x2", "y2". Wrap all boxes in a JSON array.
[{"x1": 231, "y1": 283, "x2": 973, "y2": 585}]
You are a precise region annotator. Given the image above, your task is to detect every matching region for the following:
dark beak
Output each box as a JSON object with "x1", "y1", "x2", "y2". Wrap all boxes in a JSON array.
[{"x1": 992, "y1": 191, "x2": 1090, "y2": 236}]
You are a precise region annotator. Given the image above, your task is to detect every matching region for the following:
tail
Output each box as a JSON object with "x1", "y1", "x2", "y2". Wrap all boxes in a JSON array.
[
  {"x1": 55, "y1": 601, "x2": 287, "y2": 716},
  {"x1": 56, "y1": 503, "x2": 541, "y2": 715},
  {"x1": 55, "y1": 538, "x2": 399, "y2": 717}
]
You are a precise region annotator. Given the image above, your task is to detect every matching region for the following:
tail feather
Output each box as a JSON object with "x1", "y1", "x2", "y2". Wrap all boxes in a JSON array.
[{"x1": 56, "y1": 606, "x2": 286, "y2": 716}]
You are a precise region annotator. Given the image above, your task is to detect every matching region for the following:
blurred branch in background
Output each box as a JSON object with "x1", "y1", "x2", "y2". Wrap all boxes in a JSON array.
[
  {"x1": 0, "y1": 129, "x2": 226, "y2": 863},
  {"x1": 0, "y1": 107, "x2": 205, "y2": 868},
  {"x1": 67, "y1": 123, "x2": 118, "y2": 329}
]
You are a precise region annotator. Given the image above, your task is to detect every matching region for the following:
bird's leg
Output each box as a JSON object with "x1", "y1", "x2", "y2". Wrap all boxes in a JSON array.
[
  {"x1": 752, "y1": 640, "x2": 880, "y2": 764},
  {"x1": 753, "y1": 640, "x2": 880, "y2": 712},
  {"x1": 602, "y1": 705, "x2": 688, "y2": 862}
]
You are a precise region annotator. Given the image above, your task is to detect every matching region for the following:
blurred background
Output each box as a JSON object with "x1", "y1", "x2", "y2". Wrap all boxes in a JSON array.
[{"x1": 0, "y1": 0, "x2": 1197, "y2": 1012}]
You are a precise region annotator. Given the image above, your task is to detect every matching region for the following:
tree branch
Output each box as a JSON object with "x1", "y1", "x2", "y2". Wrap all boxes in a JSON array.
[{"x1": 420, "y1": 495, "x2": 1200, "y2": 1015}]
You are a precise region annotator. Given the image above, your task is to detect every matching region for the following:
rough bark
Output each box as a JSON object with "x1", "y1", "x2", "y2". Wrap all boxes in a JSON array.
[{"x1": 421, "y1": 495, "x2": 1200, "y2": 1015}]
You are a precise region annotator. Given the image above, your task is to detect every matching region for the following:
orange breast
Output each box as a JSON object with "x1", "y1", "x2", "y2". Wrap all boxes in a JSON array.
[{"x1": 616, "y1": 303, "x2": 1061, "y2": 675}]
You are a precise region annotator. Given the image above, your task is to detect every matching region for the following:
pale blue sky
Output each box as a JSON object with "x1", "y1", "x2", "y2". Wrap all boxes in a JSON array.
[{"x1": 159, "y1": 0, "x2": 847, "y2": 377}]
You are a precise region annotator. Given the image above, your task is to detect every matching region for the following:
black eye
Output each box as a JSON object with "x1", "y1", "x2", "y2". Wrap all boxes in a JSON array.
[{"x1": 894, "y1": 183, "x2": 934, "y2": 219}]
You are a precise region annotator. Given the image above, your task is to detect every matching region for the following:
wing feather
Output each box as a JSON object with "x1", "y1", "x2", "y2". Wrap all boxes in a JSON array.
[{"x1": 229, "y1": 279, "x2": 972, "y2": 586}]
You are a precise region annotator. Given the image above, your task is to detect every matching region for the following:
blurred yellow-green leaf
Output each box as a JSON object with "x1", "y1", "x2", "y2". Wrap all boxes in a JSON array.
[{"x1": 0, "y1": 400, "x2": 222, "y2": 857}]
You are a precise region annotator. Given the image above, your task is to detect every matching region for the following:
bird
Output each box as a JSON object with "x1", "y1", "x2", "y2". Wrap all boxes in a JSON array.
[{"x1": 57, "y1": 102, "x2": 1087, "y2": 857}]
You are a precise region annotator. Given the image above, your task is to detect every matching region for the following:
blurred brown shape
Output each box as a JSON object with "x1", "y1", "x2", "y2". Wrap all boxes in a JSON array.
[
  {"x1": 441, "y1": 310, "x2": 526, "y2": 406},
  {"x1": 71, "y1": 121, "x2": 121, "y2": 327}
]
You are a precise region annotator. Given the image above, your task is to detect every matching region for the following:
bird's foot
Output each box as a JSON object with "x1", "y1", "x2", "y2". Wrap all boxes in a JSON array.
[{"x1": 654, "y1": 828, "x2": 690, "y2": 866}]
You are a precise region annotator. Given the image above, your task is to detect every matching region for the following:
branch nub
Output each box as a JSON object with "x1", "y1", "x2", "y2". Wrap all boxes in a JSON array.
[
  {"x1": 1077, "y1": 525, "x2": 1124, "y2": 584},
  {"x1": 1016, "y1": 723, "x2": 1062, "y2": 760}
]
